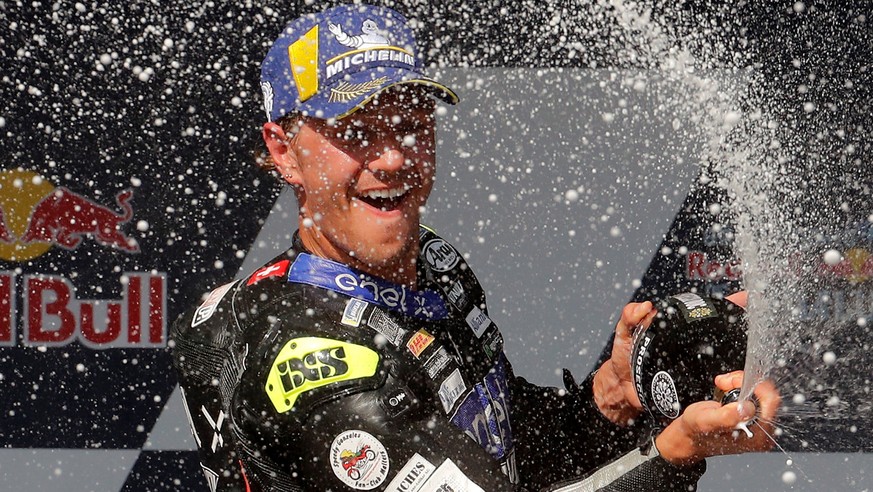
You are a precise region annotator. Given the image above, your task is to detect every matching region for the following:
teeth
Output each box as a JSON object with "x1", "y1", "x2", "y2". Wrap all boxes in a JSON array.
[{"x1": 362, "y1": 185, "x2": 409, "y2": 200}]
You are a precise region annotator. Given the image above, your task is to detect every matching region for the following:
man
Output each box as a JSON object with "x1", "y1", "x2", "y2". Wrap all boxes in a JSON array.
[{"x1": 171, "y1": 4, "x2": 779, "y2": 491}]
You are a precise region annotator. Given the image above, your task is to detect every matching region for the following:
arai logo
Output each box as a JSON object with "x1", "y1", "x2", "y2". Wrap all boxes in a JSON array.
[
  {"x1": 651, "y1": 370, "x2": 681, "y2": 419},
  {"x1": 423, "y1": 238, "x2": 459, "y2": 272}
]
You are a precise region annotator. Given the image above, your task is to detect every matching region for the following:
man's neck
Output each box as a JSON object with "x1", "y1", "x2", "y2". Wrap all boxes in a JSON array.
[{"x1": 297, "y1": 228, "x2": 419, "y2": 289}]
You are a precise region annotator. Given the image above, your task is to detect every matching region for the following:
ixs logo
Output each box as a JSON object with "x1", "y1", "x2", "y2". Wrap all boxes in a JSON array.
[
  {"x1": 1, "y1": 271, "x2": 167, "y2": 348},
  {"x1": 277, "y1": 346, "x2": 350, "y2": 390},
  {"x1": 0, "y1": 169, "x2": 139, "y2": 262},
  {"x1": 265, "y1": 337, "x2": 380, "y2": 413}
]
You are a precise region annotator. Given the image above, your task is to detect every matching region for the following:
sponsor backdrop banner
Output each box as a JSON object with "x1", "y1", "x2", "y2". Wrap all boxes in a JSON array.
[{"x1": 1, "y1": 2, "x2": 869, "y2": 491}]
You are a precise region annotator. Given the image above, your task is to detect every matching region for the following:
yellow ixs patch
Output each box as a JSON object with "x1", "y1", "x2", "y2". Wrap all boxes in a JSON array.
[{"x1": 265, "y1": 337, "x2": 379, "y2": 413}]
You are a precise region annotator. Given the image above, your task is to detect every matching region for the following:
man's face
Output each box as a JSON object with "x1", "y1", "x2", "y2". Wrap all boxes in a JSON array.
[{"x1": 290, "y1": 88, "x2": 437, "y2": 271}]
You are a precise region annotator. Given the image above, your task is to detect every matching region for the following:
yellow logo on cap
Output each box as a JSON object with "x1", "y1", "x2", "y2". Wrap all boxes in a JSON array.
[
  {"x1": 288, "y1": 25, "x2": 320, "y2": 103},
  {"x1": 265, "y1": 337, "x2": 379, "y2": 413}
]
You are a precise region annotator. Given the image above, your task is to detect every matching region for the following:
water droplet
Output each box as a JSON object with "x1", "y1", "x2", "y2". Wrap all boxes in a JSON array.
[
  {"x1": 823, "y1": 249, "x2": 842, "y2": 266},
  {"x1": 822, "y1": 351, "x2": 836, "y2": 365}
]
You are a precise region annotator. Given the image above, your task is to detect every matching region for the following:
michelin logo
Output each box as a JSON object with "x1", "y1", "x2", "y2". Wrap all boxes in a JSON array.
[
  {"x1": 328, "y1": 19, "x2": 389, "y2": 48},
  {"x1": 324, "y1": 19, "x2": 414, "y2": 82}
]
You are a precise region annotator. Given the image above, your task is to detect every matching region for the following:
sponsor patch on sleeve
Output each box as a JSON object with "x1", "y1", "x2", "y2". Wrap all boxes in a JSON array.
[
  {"x1": 464, "y1": 306, "x2": 492, "y2": 338},
  {"x1": 385, "y1": 453, "x2": 435, "y2": 492},
  {"x1": 423, "y1": 238, "x2": 460, "y2": 272},
  {"x1": 482, "y1": 331, "x2": 504, "y2": 360},
  {"x1": 330, "y1": 430, "x2": 391, "y2": 490},
  {"x1": 406, "y1": 329, "x2": 435, "y2": 358},
  {"x1": 264, "y1": 337, "x2": 380, "y2": 413},
  {"x1": 419, "y1": 459, "x2": 485, "y2": 492},
  {"x1": 246, "y1": 259, "x2": 291, "y2": 286},
  {"x1": 438, "y1": 368, "x2": 468, "y2": 414},
  {"x1": 191, "y1": 281, "x2": 237, "y2": 327},
  {"x1": 423, "y1": 347, "x2": 452, "y2": 379},
  {"x1": 367, "y1": 308, "x2": 407, "y2": 346},
  {"x1": 447, "y1": 281, "x2": 468, "y2": 310},
  {"x1": 342, "y1": 298, "x2": 369, "y2": 327}
]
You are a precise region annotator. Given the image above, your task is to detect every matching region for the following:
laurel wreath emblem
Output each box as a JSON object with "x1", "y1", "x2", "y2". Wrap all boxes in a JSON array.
[
  {"x1": 329, "y1": 77, "x2": 390, "y2": 103},
  {"x1": 688, "y1": 307, "x2": 713, "y2": 318}
]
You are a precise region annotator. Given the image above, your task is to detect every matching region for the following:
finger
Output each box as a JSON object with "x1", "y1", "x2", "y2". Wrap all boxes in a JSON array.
[
  {"x1": 685, "y1": 400, "x2": 749, "y2": 433},
  {"x1": 618, "y1": 301, "x2": 654, "y2": 337},
  {"x1": 616, "y1": 303, "x2": 638, "y2": 338},
  {"x1": 680, "y1": 400, "x2": 725, "y2": 433},
  {"x1": 633, "y1": 300, "x2": 654, "y2": 322},
  {"x1": 752, "y1": 379, "x2": 781, "y2": 421},
  {"x1": 714, "y1": 370, "x2": 745, "y2": 392}
]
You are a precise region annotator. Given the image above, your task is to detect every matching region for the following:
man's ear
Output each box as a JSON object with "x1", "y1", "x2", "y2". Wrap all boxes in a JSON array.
[{"x1": 263, "y1": 122, "x2": 303, "y2": 187}]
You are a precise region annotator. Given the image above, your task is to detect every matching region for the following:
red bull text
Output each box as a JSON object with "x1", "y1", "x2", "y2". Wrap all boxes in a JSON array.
[{"x1": 0, "y1": 271, "x2": 166, "y2": 348}]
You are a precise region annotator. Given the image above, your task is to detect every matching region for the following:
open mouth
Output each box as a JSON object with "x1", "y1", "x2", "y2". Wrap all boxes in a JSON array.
[{"x1": 357, "y1": 185, "x2": 410, "y2": 212}]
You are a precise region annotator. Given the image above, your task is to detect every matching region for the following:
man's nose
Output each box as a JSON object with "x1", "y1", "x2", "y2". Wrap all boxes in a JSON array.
[{"x1": 366, "y1": 147, "x2": 406, "y2": 173}]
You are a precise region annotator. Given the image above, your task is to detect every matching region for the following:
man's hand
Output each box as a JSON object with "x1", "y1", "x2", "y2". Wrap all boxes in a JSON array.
[
  {"x1": 655, "y1": 370, "x2": 781, "y2": 466},
  {"x1": 593, "y1": 301, "x2": 657, "y2": 425}
]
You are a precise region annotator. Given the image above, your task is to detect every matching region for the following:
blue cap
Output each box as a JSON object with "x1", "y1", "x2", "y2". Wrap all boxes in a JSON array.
[{"x1": 260, "y1": 4, "x2": 458, "y2": 122}]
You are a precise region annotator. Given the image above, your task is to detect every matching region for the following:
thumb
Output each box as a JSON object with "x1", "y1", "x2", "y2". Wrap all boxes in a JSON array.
[{"x1": 619, "y1": 301, "x2": 654, "y2": 333}]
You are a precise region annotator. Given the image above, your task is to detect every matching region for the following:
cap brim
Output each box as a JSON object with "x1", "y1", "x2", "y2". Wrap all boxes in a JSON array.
[
  {"x1": 339, "y1": 78, "x2": 458, "y2": 120},
  {"x1": 296, "y1": 67, "x2": 458, "y2": 120}
]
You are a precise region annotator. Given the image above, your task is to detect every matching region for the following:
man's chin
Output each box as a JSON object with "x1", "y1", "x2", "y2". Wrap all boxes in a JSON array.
[{"x1": 349, "y1": 238, "x2": 417, "y2": 271}]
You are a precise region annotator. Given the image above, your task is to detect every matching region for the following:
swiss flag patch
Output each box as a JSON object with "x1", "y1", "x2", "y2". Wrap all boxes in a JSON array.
[{"x1": 247, "y1": 259, "x2": 291, "y2": 286}]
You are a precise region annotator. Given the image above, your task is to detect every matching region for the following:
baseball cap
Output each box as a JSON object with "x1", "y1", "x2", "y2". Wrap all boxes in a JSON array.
[{"x1": 260, "y1": 4, "x2": 458, "y2": 122}]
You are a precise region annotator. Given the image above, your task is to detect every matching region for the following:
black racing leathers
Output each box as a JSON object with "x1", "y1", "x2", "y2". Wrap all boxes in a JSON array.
[{"x1": 171, "y1": 227, "x2": 705, "y2": 491}]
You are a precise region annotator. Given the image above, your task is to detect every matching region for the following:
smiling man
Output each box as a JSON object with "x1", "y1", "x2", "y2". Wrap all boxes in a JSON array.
[
  {"x1": 171, "y1": 4, "x2": 778, "y2": 492},
  {"x1": 265, "y1": 89, "x2": 438, "y2": 286}
]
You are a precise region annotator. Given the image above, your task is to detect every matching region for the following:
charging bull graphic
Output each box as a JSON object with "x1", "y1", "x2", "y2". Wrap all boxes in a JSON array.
[{"x1": 19, "y1": 187, "x2": 139, "y2": 252}]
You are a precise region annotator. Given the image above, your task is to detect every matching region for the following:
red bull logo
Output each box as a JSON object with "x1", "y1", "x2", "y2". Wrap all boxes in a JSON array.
[
  {"x1": 0, "y1": 169, "x2": 138, "y2": 262},
  {"x1": 808, "y1": 248, "x2": 873, "y2": 283},
  {"x1": 686, "y1": 251, "x2": 743, "y2": 281},
  {"x1": 0, "y1": 169, "x2": 166, "y2": 348}
]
